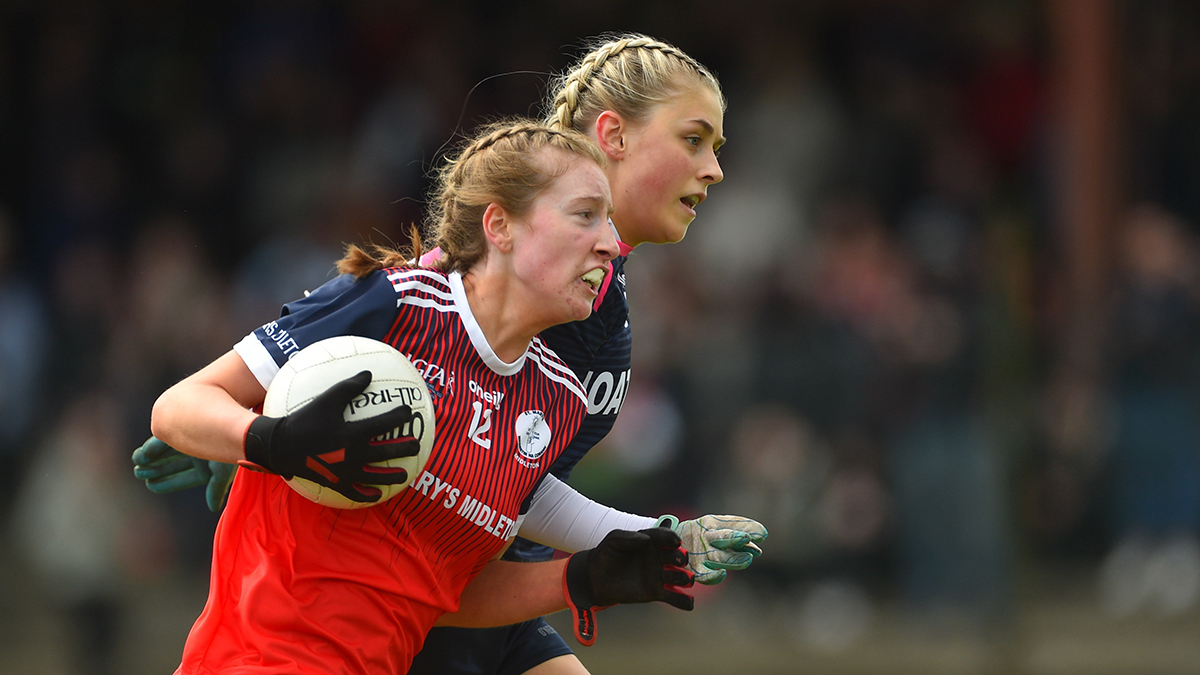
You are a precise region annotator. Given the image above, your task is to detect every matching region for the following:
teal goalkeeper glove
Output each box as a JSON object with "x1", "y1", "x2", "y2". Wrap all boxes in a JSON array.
[
  {"x1": 658, "y1": 514, "x2": 768, "y2": 585},
  {"x1": 132, "y1": 436, "x2": 237, "y2": 513}
]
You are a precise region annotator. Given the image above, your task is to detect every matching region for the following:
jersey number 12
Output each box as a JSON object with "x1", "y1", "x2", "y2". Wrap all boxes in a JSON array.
[{"x1": 468, "y1": 401, "x2": 493, "y2": 449}]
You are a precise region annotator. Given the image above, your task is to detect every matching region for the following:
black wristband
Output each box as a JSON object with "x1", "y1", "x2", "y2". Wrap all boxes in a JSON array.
[{"x1": 244, "y1": 415, "x2": 281, "y2": 474}]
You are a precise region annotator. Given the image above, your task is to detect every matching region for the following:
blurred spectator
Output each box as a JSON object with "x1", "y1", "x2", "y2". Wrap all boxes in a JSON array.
[
  {"x1": 0, "y1": 210, "x2": 50, "y2": 507},
  {"x1": 1098, "y1": 203, "x2": 1200, "y2": 617},
  {"x1": 881, "y1": 141, "x2": 1014, "y2": 621},
  {"x1": 107, "y1": 216, "x2": 236, "y2": 571},
  {"x1": 11, "y1": 391, "x2": 172, "y2": 675},
  {"x1": 695, "y1": 23, "x2": 845, "y2": 287}
]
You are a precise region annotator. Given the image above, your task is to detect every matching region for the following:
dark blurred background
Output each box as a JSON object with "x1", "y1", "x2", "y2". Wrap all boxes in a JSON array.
[{"x1": 3, "y1": 0, "x2": 1200, "y2": 673}]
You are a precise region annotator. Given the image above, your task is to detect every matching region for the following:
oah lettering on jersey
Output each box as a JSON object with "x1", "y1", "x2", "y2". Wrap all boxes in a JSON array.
[
  {"x1": 514, "y1": 410, "x2": 551, "y2": 469},
  {"x1": 581, "y1": 369, "x2": 630, "y2": 416}
]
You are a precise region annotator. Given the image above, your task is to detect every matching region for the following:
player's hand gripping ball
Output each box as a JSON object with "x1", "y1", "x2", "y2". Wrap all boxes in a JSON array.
[{"x1": 261, "y1": 335, "x2": 435, "y2": 509}]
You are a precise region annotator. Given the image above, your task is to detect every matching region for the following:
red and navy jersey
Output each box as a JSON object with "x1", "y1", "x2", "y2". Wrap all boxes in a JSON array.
[
  {"x1": 503, "y1": 249, "x2": 634, "y2": 562},
  {"x1": 176, "y1": 267, "x2": 586, "y2": 675}
]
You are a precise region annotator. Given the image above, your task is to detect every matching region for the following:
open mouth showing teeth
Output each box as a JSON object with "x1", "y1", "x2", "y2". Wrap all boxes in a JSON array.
[
  {"x1": 582, "y1": 268, "x2": 606, "y2": 292},
  {"x1": 682, "y1": 195, "x2": 700, "y2": 209}
]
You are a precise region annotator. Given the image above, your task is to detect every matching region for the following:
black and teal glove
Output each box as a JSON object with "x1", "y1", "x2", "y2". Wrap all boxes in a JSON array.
[
  {"x1": 241, "y1": 370, "x2": 418, "y2": 504},
  {"x1": 660, "y1": 514, "x2": 768, "y2": 585},
  {"x1": 133, "y1": 436, "x2": 237, "y2": 512},
  {"x1": 563, "y1": 527, "x2": 694, "y2": 646}
]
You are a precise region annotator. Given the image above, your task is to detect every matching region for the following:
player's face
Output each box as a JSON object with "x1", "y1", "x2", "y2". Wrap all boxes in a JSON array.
[
  {"x1": 511, "y1": 155, "x2": 617, "y2": 325},
  {"x1": 609, "y1": 86, "x2": 725, "y2": 247}
]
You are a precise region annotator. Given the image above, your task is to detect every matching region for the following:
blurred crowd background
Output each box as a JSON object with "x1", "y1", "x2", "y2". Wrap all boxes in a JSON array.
[{"x1": 3, "y1": 0, "x2": 1200, "y2": 673}]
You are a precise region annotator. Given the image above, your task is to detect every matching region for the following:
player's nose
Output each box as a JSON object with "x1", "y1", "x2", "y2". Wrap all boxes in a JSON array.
[
  {"x1": 700, "y1": 150, "x2": 723, "y2": 185},
  {"x1": 595, "y1": 223, "x2": 619, "y2": 260}
]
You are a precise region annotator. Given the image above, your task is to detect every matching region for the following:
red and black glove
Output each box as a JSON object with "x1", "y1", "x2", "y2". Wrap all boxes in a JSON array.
[
  {"x1": 241, "y1": 370, "x2": 419, "y2": 504},
  {"x1": 562, "y1": 527, "x2": 695, "y2": 646}
]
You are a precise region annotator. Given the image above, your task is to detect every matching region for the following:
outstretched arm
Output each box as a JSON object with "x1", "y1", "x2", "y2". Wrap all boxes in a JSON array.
[
  {"x1": 437, "y1": 528, "x2": 694, "y2": 646},
  {"x1": 521, "y1": 475, "x2": 767, "y2": 584},
  {"x1": 435, "y1": 559, "x2": 568, "y2": 628}
]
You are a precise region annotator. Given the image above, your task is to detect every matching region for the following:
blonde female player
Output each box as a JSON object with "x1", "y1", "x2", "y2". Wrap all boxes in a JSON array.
[
  {"x1": 150, "y1": 120, "x2": 696, "y2": 675},
  {"x1": 410, "y1": 34, "x2": 767, "y2": 675}
]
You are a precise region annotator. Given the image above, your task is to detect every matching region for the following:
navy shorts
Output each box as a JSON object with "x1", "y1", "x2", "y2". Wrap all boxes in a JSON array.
[{"x1": 409, "y1": 619, "x2": 574, "y2": 675}]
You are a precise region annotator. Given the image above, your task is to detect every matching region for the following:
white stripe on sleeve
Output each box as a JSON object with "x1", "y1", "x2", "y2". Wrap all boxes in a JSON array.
[{"x1": 233, "y1": 333, "x2": 280, "y2": 391}]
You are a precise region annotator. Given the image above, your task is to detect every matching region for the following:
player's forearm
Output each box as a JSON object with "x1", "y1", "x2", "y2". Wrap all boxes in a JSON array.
[
  {"x1": 520, "y1": 475, "x2": 658, "y2": 552},
  {"x1": 151, "y1": 350, "x2": 265, "y2": 464},
  {"x1": 435, "y1": 559, "x2": 568, "y2": 627},
  {"x1": 152, "y1": 385, "x2": 255, "y2": 464}
]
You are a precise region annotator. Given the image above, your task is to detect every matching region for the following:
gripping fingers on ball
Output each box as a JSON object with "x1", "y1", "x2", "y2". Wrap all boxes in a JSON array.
[
  {"x1": 348, "y1": 463, "x2": 409, "y2": 485},
  {"x1": 362, "y1": 436, "x2": 421, "y2": 462},
  {"x1": 319, "y1": 371, "x2": 374, "y2": 408},
  {"x1": 340, "y1": 484, "x2": 384, "y2": 503}
]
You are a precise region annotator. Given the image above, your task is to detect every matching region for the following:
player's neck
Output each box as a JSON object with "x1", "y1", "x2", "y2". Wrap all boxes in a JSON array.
[{"x1": 459, "y1": 270, "x2": 541, "y2": 363}]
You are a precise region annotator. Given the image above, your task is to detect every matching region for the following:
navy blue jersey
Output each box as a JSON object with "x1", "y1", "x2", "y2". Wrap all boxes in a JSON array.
[{"x1": 503, "y1": 253, "x2": 632, "y2": 562}]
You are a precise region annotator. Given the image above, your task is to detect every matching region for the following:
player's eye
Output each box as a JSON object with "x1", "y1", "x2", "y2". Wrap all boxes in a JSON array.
[{"x1": 686, "y1": 136, "x2": 700, "y2": 148}]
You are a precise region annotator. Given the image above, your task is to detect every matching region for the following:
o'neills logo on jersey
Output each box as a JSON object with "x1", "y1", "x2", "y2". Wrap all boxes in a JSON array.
[{"x1": 514, "y1": 410, "x2": 551, "y2": 469}]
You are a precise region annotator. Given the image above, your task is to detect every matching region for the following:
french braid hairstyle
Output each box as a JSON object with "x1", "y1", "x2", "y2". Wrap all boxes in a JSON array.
[
  {"x1": 545, "y1": 33, "x2": 725, "y2": 134},
  {"x1": 338, "y1": 119, "x2": 605, "y2": 278}
]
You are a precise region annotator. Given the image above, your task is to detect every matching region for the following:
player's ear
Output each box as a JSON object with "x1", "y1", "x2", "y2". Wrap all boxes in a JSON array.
[
  {"x1": 482, "y1": 202, "x2": 513, "y2": 253},
  {"x1": 594, "y1": 110, "x2": 627, "y2": 160}
]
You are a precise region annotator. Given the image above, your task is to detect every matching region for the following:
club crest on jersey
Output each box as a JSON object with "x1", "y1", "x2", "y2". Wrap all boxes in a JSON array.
[{"x1": 514, "y1": 410, "x2": 551, "y2": 469}]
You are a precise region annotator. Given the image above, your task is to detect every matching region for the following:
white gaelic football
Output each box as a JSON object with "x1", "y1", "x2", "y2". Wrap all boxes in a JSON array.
[{"x1": 262, "y1": 335, "x2": 435, "y2": 509}]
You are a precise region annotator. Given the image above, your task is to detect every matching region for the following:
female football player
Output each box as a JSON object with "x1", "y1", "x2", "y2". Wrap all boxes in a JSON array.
[
  {"x1": 137, "y1": 33, "x2": 768, "y2": 673},
  {"x1": 151, "y1": 119, "x2": 694, "y2": 675},
  {"x1": 409, "y1": 33, "x2": 767, "y2": 675}
]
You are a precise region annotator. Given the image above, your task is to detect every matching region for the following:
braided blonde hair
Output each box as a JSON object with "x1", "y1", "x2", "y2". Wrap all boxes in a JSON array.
[
  {"x1": 338, "y1": 119, "x2": 605, "y2": 277},
  {"x1": 546, "y1": 33, "x2": 725, "y2": 134}
]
